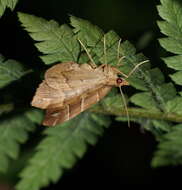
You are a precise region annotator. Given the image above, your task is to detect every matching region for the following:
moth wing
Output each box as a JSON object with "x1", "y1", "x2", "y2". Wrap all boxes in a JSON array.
[
  {"x1": 32, "y1": 62, "x2": 107, "y2": 111},
  {"x1": 45, "y1": 62, "x2": 106, "y2": 90},
  {"x1": 45, "y1": 62, "x2": 79, "y2": 89},
  {"x1": 31, "y1": 80, "x2": 65, "y2": 109},
  {"x1": 43, "y1": 86, "x2": 112, "y2": 126}
]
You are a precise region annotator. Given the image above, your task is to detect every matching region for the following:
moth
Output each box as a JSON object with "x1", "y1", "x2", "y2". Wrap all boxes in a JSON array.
[{"x1": 31, "y1": 38, "x2": 147, "y2": 126}]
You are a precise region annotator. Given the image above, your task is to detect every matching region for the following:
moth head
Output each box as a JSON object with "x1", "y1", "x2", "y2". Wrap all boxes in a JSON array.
[
  {"x1": 116, "y1": 77, "x2": 129, "y2": 87},
  {"x1": 107, "y1": 74, "x2": 129, "y2": 87}
]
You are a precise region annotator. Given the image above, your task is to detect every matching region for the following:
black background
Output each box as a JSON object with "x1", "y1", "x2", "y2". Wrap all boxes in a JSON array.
[{"x1": 0, "y1": 0, "x2": 181, "y2": 188}]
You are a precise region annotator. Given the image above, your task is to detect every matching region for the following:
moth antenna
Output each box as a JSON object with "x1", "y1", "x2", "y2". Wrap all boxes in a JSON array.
[
  {"x1": 103, "y1": 35, "x2": 107, "y2": 64},
  {"x1": 119, "y1": 86, "x2": 130, "y2": 127},
  {"x1": 126, "y1": 60, "x2": 149, "y2": 78},
  {"x1": 78, "y1": 39, "x2": 97, "y2": 68},
  {"x1": 117, "y1": 39, "x2": 121, "y2": 61},
  {"x1": 103, "y1": 35, "x2": 110, "y2": 73},
  {"x1": 117, "y1": 39, "x2": 126, "y2": 66}
]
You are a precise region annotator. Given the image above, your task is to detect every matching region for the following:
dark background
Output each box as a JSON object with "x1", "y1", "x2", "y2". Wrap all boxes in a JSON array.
[{"x1": 0, "y1": 0, "x2": 181, "y2": 188}]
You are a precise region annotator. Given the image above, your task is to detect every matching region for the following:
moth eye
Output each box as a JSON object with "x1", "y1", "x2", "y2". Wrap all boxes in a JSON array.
[{"x1": 116, "y1": 77, "x2": 123, "y2": 84}]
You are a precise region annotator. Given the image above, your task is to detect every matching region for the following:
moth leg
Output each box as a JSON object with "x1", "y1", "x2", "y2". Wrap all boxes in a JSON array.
[
  {"x1": 66, "y1": 105, "x2": 70, "y2": 121},
  {"x1": 81, "y1": 97, "x2": 84, "y2": 112},
  {"x1": 78, "y1": 39, "x2": 97, "y2": 69},
  {"x1": 80, "y1": 94, "x2": 87, "y2": 112}
]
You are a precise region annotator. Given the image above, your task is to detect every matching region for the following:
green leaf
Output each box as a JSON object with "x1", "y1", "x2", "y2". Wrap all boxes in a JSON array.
[
  {"x1": 152, "y1": 124, "x2": 182, "y2": 167},
  {"x1": 170, "y1": 71, "x2": 182, "y2": 85},
  {"x1": 96, "y1": 88, "x2": 126, "y2": 112},
  {"x1": 158, "y1": 0, "x2": 182, "y2": 26},
  {"x1": 157, "y1": 21, "x2": 181, "y2": 40},
  {"x1": 18, "y1": 13, "x2": 80, "y2": 65},
  {"x1": 159, "y1": 38, "x2": 182, "y2": 54},
  {"x1": 25, "y1": 109, "x2": 44, "y2": 125},
  {"x1": 16, "y1": 112, "x2": 110, "y2": 190},
  {"x1": 157, "y1": 83, "x2": 176, "y2": 102},
  {"x1": 162, "y1": 55, "x2": 182, "y2": 70},
  {"x1": 148, "y1": 68, "x2": 165, "y2": 85},
  {"x1": 158, "y1": 0, "x2": 182, "y2": 85},
  {"x1": 0, "y1": 115, "x2": 35, "y2": 173},
  {"x1": 70, "y1": 15, "x2": 104, "y2": 46},
  {"x1": 150, "y1": 120, "x2": 172, "y2": 138},
  {"x1": 0, "y1": 0, "x2": 18, "y2": 17},
  {"x1": 0, "y1": 55, "x2": 29, "y2": 88},
  {"x1": 94, "y1": 30, "x2": 121, "y2": 66},
  {"x1": 130, "y1": 92, "x2": 159, "y2": 111},
  {"x1": 166, "y1": 96, "x2": 182, "y2": 114}
]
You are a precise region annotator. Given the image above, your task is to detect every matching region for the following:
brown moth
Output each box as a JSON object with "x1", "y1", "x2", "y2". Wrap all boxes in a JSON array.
[
  {"x1": 31, "y1": 61, "x2": 129, "y2": 126},
  {"x1": 31, "y1": 38, "x2": 147, "y2": 126}
]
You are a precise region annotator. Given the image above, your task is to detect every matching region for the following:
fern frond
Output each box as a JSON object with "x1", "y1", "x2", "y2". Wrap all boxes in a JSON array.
[
  {"x1": 152, "y1": 124, "x2": 182, "y2": 167},
  {"x1": 158, "y1": 0, "x2": 182, "y2": 85},
  {"x1": 0, "y1": 55, "x2": 29, "y2": 88},
  {"x1": 17, "y1": 12, "x2": 182, "y2": 178},
  {"x1": 0, "y1": 115, "x2": 35, "y2": 173},
  {"x1": 18, "y1": 13, "x2": 180, "y2": 139},
  {"x1": 16, "y1": 112, "x2": 110, "y2": 190},
  {"x1": 18, "y1": 12, "x2": 80, "y2": 65},
  {"x1": 0, "y1": 0, "x2": 18, "y2": 17}
]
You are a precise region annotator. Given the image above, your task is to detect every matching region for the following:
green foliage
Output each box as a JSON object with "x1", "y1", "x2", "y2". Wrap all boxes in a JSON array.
[
  {"x1": 16, "y1": 113, "x2": 110, "y2": 190},
  {"x1": 147, "y1": 0, "x2": 182, "y2": 167},
  {"x1": 0, "y1": 55, "x2": 29, "y2": 88},
  {"x1": 18, "y1": 13, "x2": 80, "y2": 64},
  {"x1": 0, "y1": 115, "x2": 35, "y2": 173},
  {"x1": 0, "y1": 0, "x2": 18, "y2": 17},
  {"x1": 16, "y1": 12, "x2": 182, "y2": 187},
  {"x1": 152, "y1": 124, "x2": 182, "y2": 167},
  {"x1": 0, "y1": 1, "x2": 182, "y2": 189},
  {"x1": 157, "y1": 0, "x2": 182, "y2": 85}
]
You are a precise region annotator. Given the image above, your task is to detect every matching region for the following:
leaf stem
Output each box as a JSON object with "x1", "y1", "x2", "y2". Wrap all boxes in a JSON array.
[{"x1": 90, "y1": 106, "x2": 182, "y2": 123}]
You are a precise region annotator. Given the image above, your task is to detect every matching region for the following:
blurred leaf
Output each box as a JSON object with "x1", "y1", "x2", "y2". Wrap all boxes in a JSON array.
[
  {"x1": 16, "y1": 112, "x2": 110, "y2": 190},
  {"x1": 152, "y1": 124, "x2": 182, "y2": 167},
  {"x1": 0, "y1": 104, "x2": 14, "y2": 116},
  {"x1": 25, "y1": 109, "x2": 43, "y2": 125},
  {"x1": 0, "y1": 55, "x2": 29, "y2": 88},
  {"x1": 0, "y1": 0, "x2": 18, "y2": 17},
  {"x1": 0, "y1": 115, "x2": 35, "y2": 173},
  {"x1": 136, "y1": 31, "x2": 154, "y2": 50}
]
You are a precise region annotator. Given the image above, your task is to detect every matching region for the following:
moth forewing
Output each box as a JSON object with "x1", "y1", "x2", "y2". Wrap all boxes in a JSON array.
[{"x1": 43, "y1": 86, "x2": 112, "y2": 126}]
